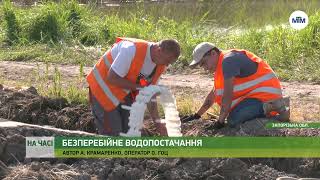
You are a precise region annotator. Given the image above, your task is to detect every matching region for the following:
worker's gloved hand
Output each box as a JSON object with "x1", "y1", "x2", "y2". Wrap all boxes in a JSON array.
[
  {"x1": 204, "y1": 121, "x2": 225, "y2": 130},
  {"x1": 181, "y1": 113, "x2": 201, "y2": 123}
]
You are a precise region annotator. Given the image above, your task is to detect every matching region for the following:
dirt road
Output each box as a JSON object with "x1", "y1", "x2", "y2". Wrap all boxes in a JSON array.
[{"x1": 0, "y1": 61, "x2": 319, "y2": 96}]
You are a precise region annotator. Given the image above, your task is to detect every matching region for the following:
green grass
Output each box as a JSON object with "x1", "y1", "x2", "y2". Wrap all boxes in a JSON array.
[
  {"x1": 0, "y1": 43, "x2": 101, "y2": 65},
  {"x1": 228, "y1": 14, "x2": 320, "y2": 81},
  {"x1": 0, "y1": 1, "x2": 320, "y2": 83}
]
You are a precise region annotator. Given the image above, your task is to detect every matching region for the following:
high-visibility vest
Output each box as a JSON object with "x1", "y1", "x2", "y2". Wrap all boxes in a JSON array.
[
  {"x1": 214, "y1": 49, "x2": 282, "y2": 110},
  {"x1": 86, "y1": 37, "x2": 166, "y2": 112}
]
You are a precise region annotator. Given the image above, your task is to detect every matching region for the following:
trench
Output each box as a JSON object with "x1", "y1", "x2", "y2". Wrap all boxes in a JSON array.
[{"x1": 0, "y1": 86, "x2": 319, "y2": 179}]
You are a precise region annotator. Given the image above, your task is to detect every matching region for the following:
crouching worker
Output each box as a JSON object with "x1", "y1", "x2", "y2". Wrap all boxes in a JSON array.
[
  {"x1": 87, "y1": 37, "x2": 180, "y2": 136},
  {"x1": 181, "y1": 42, "x2": 289, "y2": 129}
]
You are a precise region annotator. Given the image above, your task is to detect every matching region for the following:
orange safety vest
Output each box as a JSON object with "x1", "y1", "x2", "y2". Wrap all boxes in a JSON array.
[
  {"x1": 214, "y1": 49, "x2": 282, "y2": 110},
  {"x1": 86, "y1": 37, "x2": 166, "y2": 111}
]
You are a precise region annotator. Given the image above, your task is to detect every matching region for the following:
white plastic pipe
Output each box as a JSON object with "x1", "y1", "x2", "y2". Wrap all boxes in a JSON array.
[{"x1": 120, "y1": 85, "x2": 182, "y2": 137}]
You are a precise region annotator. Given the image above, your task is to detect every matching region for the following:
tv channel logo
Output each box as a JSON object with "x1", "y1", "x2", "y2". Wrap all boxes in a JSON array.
[{"x1": 289, "y1": 10, "x2": 308, "y2": 30}]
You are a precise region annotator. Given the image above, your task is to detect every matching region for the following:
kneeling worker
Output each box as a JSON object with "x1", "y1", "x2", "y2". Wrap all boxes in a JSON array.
[
  {"x1": 87, "y1": 37, "x2": 180, "y2": 135},
  {"x1": 181, "y1": 42, "x2": 289, "y2": 128}
]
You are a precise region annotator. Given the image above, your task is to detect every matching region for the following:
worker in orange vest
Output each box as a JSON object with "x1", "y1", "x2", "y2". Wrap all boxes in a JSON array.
[
  {"x1": 181, "y1": 42, "x2": 289, "y2": 128},
  {"x1": 87, "y1": 37, "x2": 180, "y2": 136}
]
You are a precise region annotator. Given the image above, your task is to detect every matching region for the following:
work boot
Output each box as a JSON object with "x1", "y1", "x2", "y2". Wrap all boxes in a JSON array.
[{"x1": 263, "y1": 96, "x2": 290, "y2": 122}]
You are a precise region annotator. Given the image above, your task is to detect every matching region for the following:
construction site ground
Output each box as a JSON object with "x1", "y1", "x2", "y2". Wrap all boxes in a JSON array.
[{"x1": 0, "y1": 61, "x2": 319, "y2": 180}]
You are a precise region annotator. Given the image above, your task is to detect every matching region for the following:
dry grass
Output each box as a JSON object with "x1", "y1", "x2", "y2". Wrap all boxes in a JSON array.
[
  {"x1": 0, "y1": 76, "x2": 31, "y2": 89},
  {"x1": 289, "y1": 97, "x2": 320, "y2": 122},
  {"x1": 3, "y1": 164, "x2": 83, "y2": 180},
  {"x1": 176, "y1": 95, "x2": 220, "y2": 119}
]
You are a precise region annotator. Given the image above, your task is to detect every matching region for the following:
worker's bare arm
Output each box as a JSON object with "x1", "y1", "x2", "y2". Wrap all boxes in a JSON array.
[
  {"x1": 217, "y1": 77, "x2": 234, "y2": 123},
  {"x1": 197, "y1": 89, "x2": 215, "y2": 116},
  {"x1": 107, "y1": 68, "x2": 142, "y2": 90}
]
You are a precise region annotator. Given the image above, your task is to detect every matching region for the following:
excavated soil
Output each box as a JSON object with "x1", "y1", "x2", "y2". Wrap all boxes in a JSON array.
[
  {"x1": 0, "y1": 86, "x2": 96, "y2": 133},
  {"x1": 0, "y1": 86, "x2": 320, "y2": 179},
  {"x1": 1, "y1": 123, "x2": 316, "y2": 180}
]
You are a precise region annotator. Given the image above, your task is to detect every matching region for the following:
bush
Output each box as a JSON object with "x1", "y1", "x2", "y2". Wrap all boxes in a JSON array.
[
  {"x1": 2, "y1": 0, "x2": 20, "y2": 45},
  {"x1": 29, "y1": 12, "x2": 60, "y2": 43},
  {"x1": 80, "y1": 29, "x2": 100, "y2": 46},
  {"x1": 1, "y1": 2, "x2": 320, "y2": 81}
]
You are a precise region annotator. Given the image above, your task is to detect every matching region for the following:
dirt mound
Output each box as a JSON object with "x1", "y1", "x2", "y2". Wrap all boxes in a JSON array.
[
  {"x1": 243, "y1": 158, "x2": 320, "y2": 178},
  {"x1": 0, "y1": 87, "x2": 320, "y2": 179},
  {"x1": 248, "y1": 164, "x2": 298, "y2": 180},
  {"x1": 0, "y1": 86, "x2": 96, "y2": 133},
  {"x1": 182, "y1": 118, "x2": 320, "y2": 137},
  {"x1": 1, "y1": 122, "x2": 319, "y2": 179},
  {"x1": 0, "y1": 158, "x2": 302, "y2": 180},
  {"x1": 1, "y1": 85, "x2": 319, "y2": 138},
  {"x1": 180, "y1": 119, "x2": 320, "y2": 178},
  {"x1": 3, "y1": 162, "x2": 91, "y2": 180}
]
